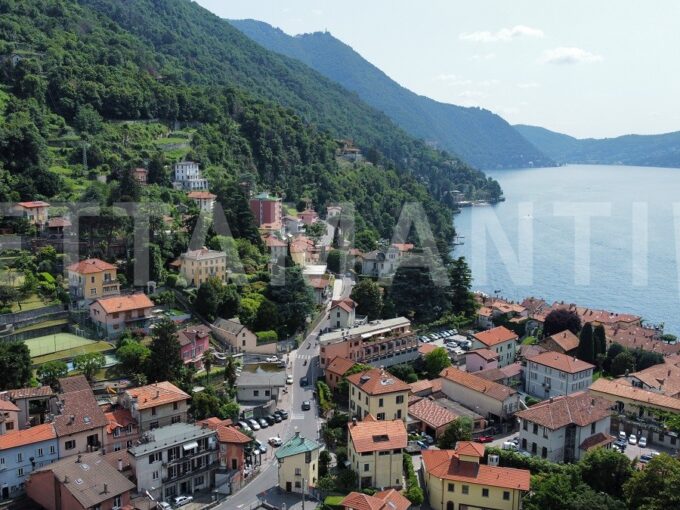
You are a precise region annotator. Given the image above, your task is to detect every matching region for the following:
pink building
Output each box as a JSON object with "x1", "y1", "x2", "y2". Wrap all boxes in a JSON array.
[
  {"x1": 103, "y1": 408, "x2": 139, "y2": 452},
  {"x1": 177, "y1": 325, "x2": 211, "y2": 368},
  {"x1": 465, "y1": 348, "x2": 500, "y2": 373},
  {"x1": 249, "y1": 192, "x2": 282, "y2": 227}
]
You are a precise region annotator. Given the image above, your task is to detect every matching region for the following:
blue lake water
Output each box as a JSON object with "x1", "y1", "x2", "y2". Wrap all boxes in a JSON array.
[{"x1": 452, "y1": 164, "x2": 680, "y2": 334}]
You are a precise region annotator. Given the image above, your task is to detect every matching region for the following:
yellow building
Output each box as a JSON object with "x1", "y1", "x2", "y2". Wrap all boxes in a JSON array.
[
  {"x1": 422, "y1": 442, "x2": 530, "y2": 510},
  {"x1": 67, "y1": 258, "x2": 119, "y2": 303},
  {"x1": 348, "y1": 415, "x2": 407, "y2": 489},
  {"x1": 179, "y1": 248, "x2": 227, "y2": 287},
  {"x1": 16, "y1": 201, "x2": 49, "y2": 226},
  {"x1": 347, "y1": 368, "x2": 409, "y2": 422},
  {"x1": 275, "y1": 432, "x2": 320, "y2": 494}
]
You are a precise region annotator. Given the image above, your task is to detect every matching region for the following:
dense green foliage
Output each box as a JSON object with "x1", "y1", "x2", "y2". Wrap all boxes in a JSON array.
[
  {"x1": 516, "y1": 123, "x2": 680, "y2": 168},
  {"x1": 437, "y1": 417, "x2": 472, "y2": 449},
  {"x1": 231, "y1": 19, "x2": 554, "y2": 171},
  {"x1": 0, "y1": 341, "x2": 32, "y2": 390}
]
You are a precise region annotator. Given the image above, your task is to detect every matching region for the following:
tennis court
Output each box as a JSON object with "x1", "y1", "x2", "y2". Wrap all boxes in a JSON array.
[{"x1": 25, "y1": 333, "x2": 101, "y2": 358}]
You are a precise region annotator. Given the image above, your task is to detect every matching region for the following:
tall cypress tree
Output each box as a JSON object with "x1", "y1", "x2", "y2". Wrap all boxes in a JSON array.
[
  {"x1": 593, "y1": 324, "x2": 607, "y2": 358},
  {"x1": 578, "y1": 322, "x2": 595, "y2": 364},
  {"x1": 145, "y1": 318, "x2": 183, "y2": 383}
]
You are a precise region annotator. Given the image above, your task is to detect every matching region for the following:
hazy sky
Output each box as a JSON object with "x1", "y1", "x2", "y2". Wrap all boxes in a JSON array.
[{"x1": 196, "y1": 1, "x2": 680, "y2": 138}]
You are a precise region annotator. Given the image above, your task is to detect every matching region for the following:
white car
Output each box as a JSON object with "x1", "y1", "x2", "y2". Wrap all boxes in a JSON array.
[
  {"x1": 269, "y1": 436, "x2": 283, "y2": 446},
  {"x1": 619, "y1": 430, "x2": 627, "y2": 441},
  {"x1": 157, "y1": 503, "x2": 172, "y2": 510},
  {"x1": 266, "y1": 356, "x2": 279, "y2": 362},
  {"x1": 286, "y1": 375, "x2": 294, "y2": 384},
  {"x1": 173, "y1": 495, "x2": 193, "y2": 507},
  {"x1": 639, "y1": 436, "x2": 647, "y2": 447},
  {"x1": 628, "y1": 435, "x2": 637, "y2": 445}
]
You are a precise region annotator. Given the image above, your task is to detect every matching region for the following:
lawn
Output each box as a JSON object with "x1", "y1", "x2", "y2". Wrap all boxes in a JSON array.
[
  {"x1": 31, "y1": 341, "x2": 114, "y2": 365},
  {"x1": 10, "y1": 294, "x2": 57, "y2": 313}
]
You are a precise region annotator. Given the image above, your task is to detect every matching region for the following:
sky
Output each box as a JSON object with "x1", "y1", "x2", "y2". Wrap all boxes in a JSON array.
[{"x1": 196, "y1": 0, "x2": 680, "y2": 139}]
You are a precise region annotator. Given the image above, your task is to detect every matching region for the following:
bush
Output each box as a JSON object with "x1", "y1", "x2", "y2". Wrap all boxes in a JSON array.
[
  {"x1": 403, "y1": 454, "x2": 424, "y2": 504},
  {"x1": 317, "y1": 380, "x2": 335, "y2": 414},
  {"x1": 256, "y1": 330, "x2": 278, "y2": 344}
]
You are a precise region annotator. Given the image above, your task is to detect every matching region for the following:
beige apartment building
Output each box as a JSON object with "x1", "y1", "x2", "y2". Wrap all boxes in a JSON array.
[
  {"x1": 179, "y1": 248, "x2": 228, "y2": 287},
  {"x1": 120, "y1": 382, "x2": 190, "y2": 431},
  {"x1": 67, "y1": 258, "x2": 120, "y2": 303},
  {"x1": 347, "y1": 368, "x2": 409, "y2": 422},
  {"x1": 275, "y1": 432, "x2": 320, "y2": 494}
]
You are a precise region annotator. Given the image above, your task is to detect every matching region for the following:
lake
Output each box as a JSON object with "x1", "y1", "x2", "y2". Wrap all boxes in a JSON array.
[{"x1": 453, "y1": 164, "x2": 680, "y2": 334}]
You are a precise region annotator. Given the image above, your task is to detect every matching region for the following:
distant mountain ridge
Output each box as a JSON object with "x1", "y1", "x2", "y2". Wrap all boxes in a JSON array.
[
  {"x1": 515, "y1": 124, "x2": 680, "y2": 168},
  {"x1": 230, "y1": 19, "x2": 554, "y2": 170}
]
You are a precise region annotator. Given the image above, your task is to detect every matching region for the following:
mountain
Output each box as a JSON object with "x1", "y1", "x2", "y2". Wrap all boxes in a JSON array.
[
  {"x1": 515, "y1": 124, "x2": 680, "y2": 168},
  {"x1": 229, "y1": 19, "x2": 553, "y2": 170}
]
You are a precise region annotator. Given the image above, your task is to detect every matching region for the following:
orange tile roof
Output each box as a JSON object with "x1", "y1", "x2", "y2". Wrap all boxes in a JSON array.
[
  {"x1": 0, "y1": 423, "x2": 55, "y2": 449},
  {"x1": 372, "y1": 489, "x2": 411, "y2": 510},
  {"x1": 48, "y1": 217, "x2": 71, "y2": 228},
  {"x1": 348, "y1": 416, "x2": 407, "y2": 453},
  {"x1": 408, "y1": 398, "x2": 458, "y2": 429},
  {"x1": 467, "y1": 348, "x2": 499, "y2": 361},
  {"x1": 105, "y1": 409, "x2": 136, "y2": 434},
  {"x1": 263, "y1": 235, "x2": 287, "y2": 248},
  {"x1": 580, "y1": 432, "x2": 615, "y2": 451},
  {"x1": 214, "y1": 425, "x2": 252, "y2": 444},
  {"x1": 418, "y1": 344, "x2": 437, "y2": 355},
  {"x1": 331, "y1": 298, "x2": 356, "y2": 313},
  {"x1": 67, "y1": 258, "x2": 116, "y2": 274},
  {"x1": 589, "y1": 378, "x2": 680, "y2": 412},
  {"x1": 547, "y1": 330, "x2": 580, "y2": 352},
  {"x1": 94, "y1": 293, "x2": 154, "y2": 314},
  {"x1": 340, "y1": 489, "x2": 411, "y2": 510},
  {"x1": 59, "y1": 375, "x2": 91, "y2": 393},
  {"x1": 440, "y1": 367, "x2": 516, "y2": 402},
  {"x1": 347, "y1": 368, "x2": 410, "y2": 396},
  {"x1": 455, "y1": 441, "x2": 486, "y2": 458},
  {"x1": 326, "y1": 357, "x2": 356, "y2": 377},
  {"x1": 422, "y1": 448, "x2": 530, "y2": 491},
  {"x1": 409, "y1": 379, "x2": 434, "y2": 395},
  {"x1": 473, "y1": 326, "x2": 518, "y2": 347},
  {"x1": 187, "y1": 191, "x2": 216, "y2": 199},
  {"x1": 515, "y1": 392, "x2": 612, "y2": 430},
  {"x1": 125, "y1": 381, "x2": 189, "y2": 410},
  {"x1": 527, "y1": 351, "x2": 594, "y2": 374},
  {"x1": 0, "y1": 398, "x2": 19, "y2": 412},
  {"x1": 17, "y1": 201, "x2": 49, "y2": 208},
  {"x1": 307, "y1": 276, "x2": 330, "y2": 289}
]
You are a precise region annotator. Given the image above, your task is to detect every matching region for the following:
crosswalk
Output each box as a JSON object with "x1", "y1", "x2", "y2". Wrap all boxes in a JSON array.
[{"x1": 296, "y1": 354, "x2": 315, "y2": 361}]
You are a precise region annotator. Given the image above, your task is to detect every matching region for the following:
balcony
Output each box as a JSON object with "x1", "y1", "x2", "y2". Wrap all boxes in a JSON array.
[
  {"x1": 102, "y1": 282, "x2": 120, "y2": 296},
  {"x1": 162, "y1": 458, "x2": 218, "y2": 483}
]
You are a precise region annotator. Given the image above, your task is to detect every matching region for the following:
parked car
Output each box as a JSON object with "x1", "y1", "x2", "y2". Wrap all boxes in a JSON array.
[
  {"x1": 269, "y1": 437, "x2": 283, "y2": 447},
  {"x1": 264, "y1": 415, "x2": 276, "y2": 426},
  {"x1": 416, "y1": 440, "x2": 429, "y2": 450},
  {"x1": 502, "y1": 441, "x2": 518, "y2": 451},
  {"x1": 238, "y1": 421, "x2": 252, "y2": 433},
  {"x1": 258, "y1": 418, "x2": 269, "y2": 429},
  {"x1": 619, "y1": 430, "x2": 627, "y2": 441},
  {"x1": 614, "y1": 439, "x2": 627, "y2": 451},
  {"x1": 476, "y1": 435, "x2": 494, "y2": 443},
  {"x1": 266, "y1": 356, "x2": 279, "y2": 363},
  {"x1": 248, "y1": 419, "x2": 261, "y2": 431},
  {"x1": 302, "y1": 400, "x2": 311, "y2": 411},
  {"x1": 157, "y1": 503, "x2": 171, "y2": 510},
  {"x1": 275, "y1": 409, "x2": 289, "y2": 419},
  {"x1": 254, "y1": 439, "x2": 267, "y2": 454},
  {"x1": 174, "y1": 496, "x2": 193, "y2": 507},
  {"x1": 286, "y1": 375, "x2": 294, "y2": 384},
  {"x1": 639, "y1": 454, "x2": 652, "y2": 463},
  {"x1": 639, "y1": 436, "x2": 648, "y2": 447},
  {"x1": 628, "y1": 435, "x2": 637, "y2": 445},
  {"x1": 300, "y1": 377, "x2": 309, "y2": 386},
  {"x1": 272, "y1": 413, "x2": 282, "y2": 423}
]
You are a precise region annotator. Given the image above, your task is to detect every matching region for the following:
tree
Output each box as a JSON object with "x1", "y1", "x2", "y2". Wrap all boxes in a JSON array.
[
  {"x1": 203, "y1": 350, "x2": 214, "y2": 384},
  {"x1": 191, "y1": 389, "x2": 221, "y2": 420},
  {"x1": 316, "y1": 475, "x2": 336, "y2": 494},
  {"x1": 437, "y1": 417, "x2": 472, "y2": 449},
  {"x1": 73, "y1": 352, "x2": 105, "y2": 381},
  {"x1": 603, "y1": 343, "x2": 625, "y2": 373},
  {"x1": 306, "y1": 221, "x2": 327, "y2": 244},
  {"x1": 319, "y1": 450, "x2": 331, "y2": 477},
  {"x1": 218, "y1": 400, "x2": 240, "y2": 420},
  {"x1": 611, "y1": 351, "x2": 635, "y2": 376},
  {"x1": 623, "y1": 454, "x2": 680, "y2": 510},
  {"x1": 223, "y1": 356, "x2": 238, "y2": 389},
  {"x1": 424, "y1": 347, "x2": 451, "y2": 378},
  {"x1": 543, "y1": 309, "x2": 582, "y2": 337},
  {"x1": 386, "y1": 364, "x2": 418, "y2": 383},
  {"x1": 146, "y1": 319, "x2": 183, "y2": 383},
  {"x1": 350, "y1": 279, "x2": 383, "y2": 320},
  {"x1": 579, "y1": 447, "x2": 633, "y2": 498},
  {"x1": 593, "y1": 324, "x2": 607, "y2": 358},
  {"x1": 448, "y1": 257, "x2": 476, "y2": 317},
  {"x1": 326, "y1": 249, "x2": 343, "y2": 274},
  {"x1": 37, "y1": 361, "x2": 68, "y2": 390},
  {"x1": 525, "y1": 472, "x2": 625, "y2": 510},
  {"x1": 218, "y1": 284, "x2": 241, "y2": 320},
  {"x1": 195, "y1": 277, "x2": 224, "y2": 321},
  {"x1": 268, "y1": 266, "x2": 315, "y2": 336},
  {"x1": 578, "y1": 323, "x2": 595, "y2": 364},
  {"x1": 116, "y1": 340, "x2": 150, "y2": 375},
  {"x1": 391, "y1": 263, "x2": 447, "y2": 323},
  {"x1": 73, "y1": 105, "x2": 103, "y2": 134}
]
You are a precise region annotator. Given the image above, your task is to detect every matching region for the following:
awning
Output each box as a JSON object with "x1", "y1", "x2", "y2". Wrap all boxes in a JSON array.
[{"x1": 183, "y1": 441, "x2": 199, "y2": 451}]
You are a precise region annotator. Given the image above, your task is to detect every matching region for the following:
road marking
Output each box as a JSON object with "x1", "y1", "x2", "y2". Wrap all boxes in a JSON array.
[{"x1": 291, "y1": 413, "x2": 305, "y2": 420}]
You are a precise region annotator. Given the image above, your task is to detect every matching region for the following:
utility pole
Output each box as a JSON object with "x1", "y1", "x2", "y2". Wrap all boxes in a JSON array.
[{"x1": 301, "y1": 477, "x2": 306, "y2": 510}]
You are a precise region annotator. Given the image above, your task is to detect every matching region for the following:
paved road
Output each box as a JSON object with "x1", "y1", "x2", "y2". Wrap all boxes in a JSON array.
[{"x1": 217, "y1": 309, "x2": 335, "y2": 510}]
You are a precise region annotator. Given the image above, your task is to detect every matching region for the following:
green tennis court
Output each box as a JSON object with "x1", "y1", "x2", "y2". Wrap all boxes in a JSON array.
[{"x1": 25, "y1": 333, "x2": 100, "y2": 358}]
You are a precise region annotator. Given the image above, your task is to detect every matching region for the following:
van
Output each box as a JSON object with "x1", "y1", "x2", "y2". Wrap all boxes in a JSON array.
[{"x1": 502, "y1": 441, "x2": 518, "y2": 451}]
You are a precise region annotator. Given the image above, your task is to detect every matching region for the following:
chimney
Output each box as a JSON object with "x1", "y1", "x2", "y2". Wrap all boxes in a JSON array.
[
  {"x1": 155, "y1": 390, "x2": 160, "y2": 399},
  {"x1": 76, "y1": 454, "x2": 81, "y2": 463},
  {"x1": 63, "y1": 475, "x2": 69, "y2": 484},
  {"x1": 103, "y1": 483, "x2": 108, "y2": 494},
  {"x1": 352, "y1": 417, "x2": 357, "y2": 426},
  {"x1": 69, "y1": 415, "x2": 75, "y2": 424},
  {"x1": 118, "y1": 458, "x2": 123, "y2": 471},
  {"x1": 549, "y1": 397, "x2": 554, "y2": 403},
  {"x1": 591, "y1": 398, "x2": 595, "y2": 406}
]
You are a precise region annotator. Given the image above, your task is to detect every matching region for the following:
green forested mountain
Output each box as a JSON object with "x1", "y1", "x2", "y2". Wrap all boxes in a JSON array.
[
  {"x1": 516, "y1": 124, "x2": 680, "y2": 168},
  {"x1": 230, "y1": 19, "x2": 554, "y2": 170}
]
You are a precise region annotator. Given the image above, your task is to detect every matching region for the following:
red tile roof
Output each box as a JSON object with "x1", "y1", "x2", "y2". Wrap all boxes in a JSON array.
[
  {"x1": 177, "y1": 325, "x2": 211, "y2": 347},
  {"x1": 547, "y1": 330, "x2": 580, "y2": 352},
  {"x1": 347, "y1": 368, "x2": 410, "y2": 396},
  {"x1": 515, "y1": 392, "x2": 612, "y2": 430},
  {"x1": 53, "y1": 390, "x2": 108, "y2": 437},
  {"x1": 408, "y1": 398, "x2": 458, "y2": 429},
  {"x1": 17, "y1": 201, "x2": 49, "y2": 208},
  {"x1": 0, "y1": 423, "x2": 55, "y2": 449},
  {"x1": 331, "y1": 298, "x2": 356, "y2": 313},
  {"x1": 48, "y1": 217, "x2": 71, "y2": 228},
  {"x1": 408, "y1": 379, "x2": 434, "y2": 395},
  {"x1": 187, "y1": 191, "x2": 216, "y2": 199},
  {"x1": 214, "y1": 425, "x2": 252, "y2": 444},
  {"x1": 455, "y1": 441, "x2": 486, "y2": 458},
  {"x1": 340, "y1": 489, "x2": 411, "y2": 510},
  {"x1": 125, "y1": 381, "x2": 189, "y2": 410},
  {"x1": 527, "y1": 351, "x2": 594, "y2": 374},
  {"x1": 93, "y1": 293, "x2": 154, "y2": 314},
  {"x1": 589, "y1": 378, "x2": 680, "y2": 412},
  {"x1": 473, "y1": 326, "x2": 518, "y2": 347},
  {"x1": 467, "y1": 348, "x2": 499, "y2": 361},
  {"x1": 326, "y1": 357, "x2": 356, "y2": 378},
  {"x1": 105, "y1": 409, "x2": 136, "y2": 435},
  {"x1": 418, "y1": 344, "x2": 437, "y2": 355},
  {"x1": 348, "y1": 416, "x2": 407, "y2": 453},
  {"x1": 59, "y1": 375, "x2": 91, "y2": 393},
  {"x1": 5, "y1": 386, "x2": 53, "y2": 399},
  {"x1": 440, "y1": 367, "x2": 516, "y2": 402},
  {"x1": 0, "y1": 398, "x2": 19, "y2": 412},
  {"x1": 580, "y1": 432, "x2": 615, "y2": 451},
  {"x1": 422, "y1": 448, "x2": 530, "y2": 491},
  {"x1": 67, "y1": 258, "x2": 116, "y2": 274}
]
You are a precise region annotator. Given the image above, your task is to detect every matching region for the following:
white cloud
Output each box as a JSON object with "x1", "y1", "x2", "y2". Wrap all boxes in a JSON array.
[
  {"x1": 458, "y1": 90, "x2": 486, "y2": 99},
  {"x1": 436, "y1": 74, "x2": 473, "y2": 86},
  {"x1": 540, "y1": 47, "x2": 603, "y2": 64},
  {"x1": 470, "y1": 52, "x2": 497, "y2": 61},
  {"x1": 517, "y1": 82, "x2": 540, "y2": 89},
  {"x1": 459, "y1": 25, "x2": 544, "y2": 43}
]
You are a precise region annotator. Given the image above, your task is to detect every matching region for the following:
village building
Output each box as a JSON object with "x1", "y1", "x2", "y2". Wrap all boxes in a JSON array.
[
  {"x1": 347, "y1": 368, "x2": 409, "y2": 422},
  {"x1": 297, "y1": 209, "x2": 318, "y2": 225},
  {"x1": 524, "y1": 351, "x2": 594, "y2": 399},
  {"x1": 120, "y1": 381, "x2": 190, "y2": 432},
  {"x1": 187, "y1": 191, "x2": 216, "y2": 212},
  {"x1": 198, "y1": 418, "x2": 252, "y2": 493},
  {"x1": 325, "y1": 357, "x2": 356, "y2": 392},
  {"x1": 465, "y1": 349, "x2": 500, "y2": 373},
  {"x1": 329, "y1": 298, "x2": 357, "y2": 329},
  {"x1": 47, "y1": 217, "x2": 71, "y2": 237},
  {"x1": 476, "y1": 362, "x2": 523, "y2": 388},
  {"x1": 407, "y1": 397, "x2": 486, "y2": 439},
  {"x1": 421, "y1": 442, "x2": 530, "y2": 510},
  {"x1": 211, "y1": 317, "x2": 277, "y2": 355},
  {"x1": 624, "y1": 359, "x2": 680, "y2": 398},
  {"x1": 515, "y1": 392, "x2": 614, "y2": 462},
  {"x1": 67, "y1": 258, "x2": 119, "y2": 304},
  {"x1": 262, "y1": 234, "x2": 287, "y2": 261},
  {"x1": 177, "y1": 325, "x2": 211, "y2": 368},
  {"x1": 319, "y1": 317, "x2": 418, "y2": 370},
  {"x1": 408, "y1": 378, "x2": 444, "y2": 398},
  {"x1": 471, "y1": 327, "x2": 518, "y2": 368},
  {"x1": 347, "y1": 415, "x2": 407, "y2": 489},
  {"x1": 172, "y1": 161, "x2": 209, "y2": 191},
  {"x1": 131, "y1": 167, "x2": 148, "y2": 185},
  {"x1": 284, "y1": 215, "x2": 302, "y2": 235},
  {"x1": 178, "y1": 248, "x2": 227, "y2": 287},
  {"x1": 26, "y1": 451, "x2": 135, "y2": 510},
  {"x1": 235, "y1": 371, "x2": 287, "y2": 404},
  {"x1": 339, "y1": 489, "x2": 411, "y2": 510},
  {"x1": 103, "y1": 408, "x2": 139, "y2": 453},
  {"x1": 541, "y1": 330, "x2": 580, "y2": 356},
  {"x1": 0, "y1": 399, "x2": 19, "y2": 434},
  {"x1": 15, "y1": 201, "x2": 50, "y2": 226},
  {"x1": 275, "y1": 432, "x2": 320, "y2": 494},
  {"x1": 2, "y1": 387, "x2": 55, "y2": 429},
  {"x1": 358, "y1": 244, "x2": 414, "y2": 279},
  {"x1": 89, "y1": 293, "x2": 155, "y2": 337},
  {"x1": 249, "y1": 192, "x2": 282, "y2": 228},
  {"x1": 128, "y1": 422, "x2": 219, "y2": 501}
]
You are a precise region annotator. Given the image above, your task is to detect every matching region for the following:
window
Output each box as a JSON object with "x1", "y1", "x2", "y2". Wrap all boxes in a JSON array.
[
  {"x1": 447, "y1": 483, "x2": 455, "y2": 492},
  {"x1": 397, "y1": 410, "x2": 402, "y2": 419},
  {"x1": 503, "y1": 491, "x2": 510, "y2": 500},
  {"x1": 171, "y1": 416, "x2": 181, "y2": 424},
  {"x1": 254, "y1": 390, "x2": 260, "y2": 397},
  {"x1": 379, "y1": 398, "x2": 384, "y2": 407},
  {"x1": 113, "y1": 496, "x2": 122, "y2": 508},
  {"x1": 523, "y1": 420, "x2": 528, "y2": 431},
  {"x1": 17, "y1": 468, "x2": 24, "y2": 477},
  {"x1": 65, "y1": 440, "x2": 76, "y2": 450},
  {"x1": 533, "y1": 423, "x2": 538, "y2": 435},
  {"x1": 152, "y1": 470, "x2": 159, "y2": 480},
  {"x1": 446, "y1": 503, "x2": 454, "y2": 510},
  {"x1": 149, "y1": 421, "x2": 159, "y2": 430},
  {"x1": 364, "y1": 463, "x2": 370, "y2": 472},
  {"x1": 396, "y1": 395, "x2": 404, "y2": 404},
  {"x1": 295, "y1": 481, "x2": 301, "y2": 488},
  {"x1": 17, "y1": 453, "x2": 22, "y2": 462},
  {"x1": 462, "y1": 485, "x2": 469, "y2": 494},
  {"x1": 5, "y1": 422, "x2": 13, "y2": 431},
  {"x1": 377, "y1": 413, "x2": 385, "y2": 420},
  {"x1": 543, "y1": 427, "x2": 549, "y2": 439},
  {"x1": 173, "y1": 402, "x2": 179, "y2": 411},
  {"x1": 542, "y1": 447, "x2": 547, "y2": 458},
  {"x1": 482, "y1": 488, "x2": 489, "y2": 497},
  {"x1": 305, "y1": 451, "x2": 312, "y2": 464},
  {"x1": 151, "y1": 407, "x2": 157, "y2": 416},
  {"x1": 36, "y1": 448, "x2": 43, "y2": 457},
  {"x1": 531, "y1": 442, "x2": 537, "y2": 454},
  {"x1": 195, "y1": 475, "x2": 204, "y2": 486},
  {"x1": 295, "y1": 468, "x2": 301, "y2": 476}
]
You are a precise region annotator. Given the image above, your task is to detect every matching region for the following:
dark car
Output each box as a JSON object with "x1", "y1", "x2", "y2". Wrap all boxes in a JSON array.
[
  {"x1": 275, "y1": 409, "x2": 289, "y2": 420},
  {"x1": 272, "y1": 413, "x2": 282, "y2": 423},
  {"x1": 300, "y1": 377, "x2": 309, "y2": 386},
  {"x1": 264, "y1": 415, "x2": 276, "y2": 426},
  {"x1": 302, "y1": 401, "x2": 311, "y2": 411}
]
